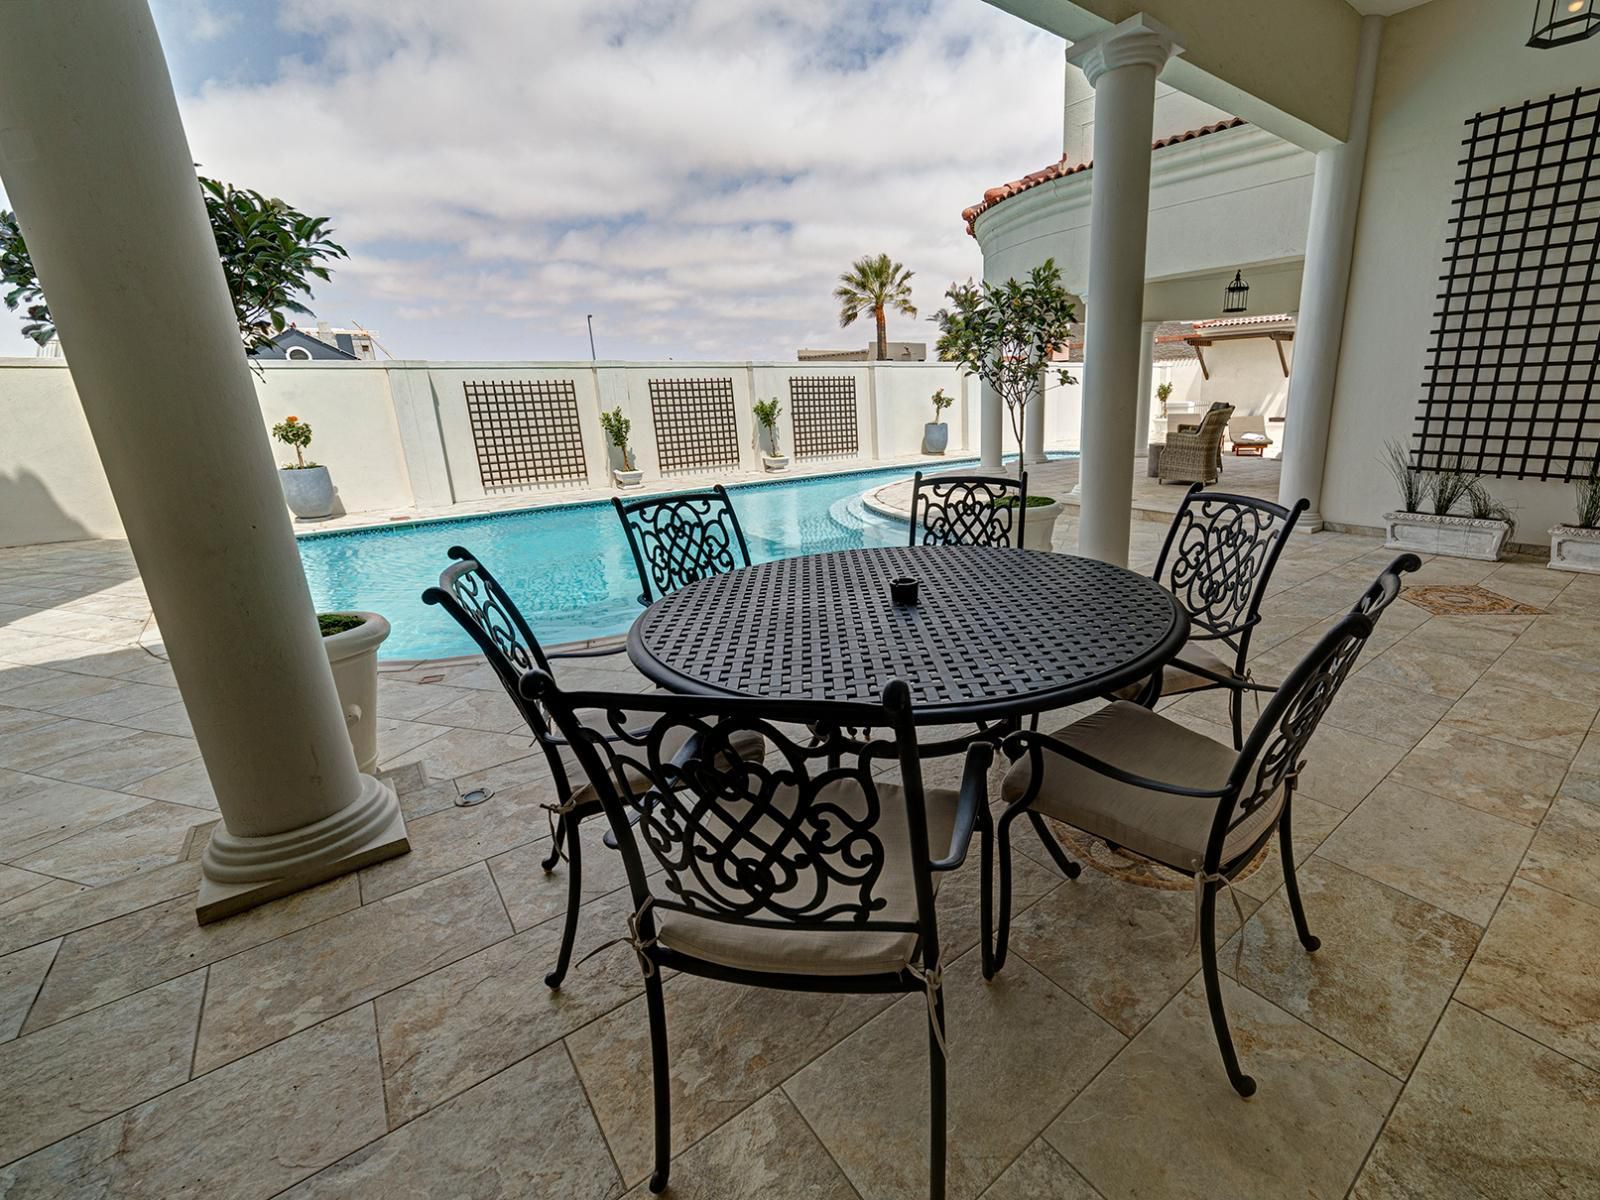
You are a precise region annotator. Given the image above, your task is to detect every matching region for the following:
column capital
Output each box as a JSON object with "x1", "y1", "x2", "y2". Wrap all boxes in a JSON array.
[{"x1": 1066, "y1": 14, "x2": 1182, "y2": 88}]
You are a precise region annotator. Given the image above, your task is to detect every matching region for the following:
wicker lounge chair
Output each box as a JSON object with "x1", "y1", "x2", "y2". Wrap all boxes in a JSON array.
[
  {"x1": 1160, "y1": 403, "x2": 1233, "y2": 485},
  {"x1": 1228, "y1": 414, "x2": 1274, "y2": 456}
]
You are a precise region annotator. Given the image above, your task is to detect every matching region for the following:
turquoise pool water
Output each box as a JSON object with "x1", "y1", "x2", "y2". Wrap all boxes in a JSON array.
[{"x1": 298, "y1": 455, "x2": 1068, "y2": 660}]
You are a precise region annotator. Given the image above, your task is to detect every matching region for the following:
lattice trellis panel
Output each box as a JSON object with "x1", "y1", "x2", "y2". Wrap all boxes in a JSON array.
[
  {"x1": 1414, "y1": 85, "x2": 1600, "y2": 481},
  {"x1": 464, "y1": 379, "x2": 587, "y2": 492},
  {"x1": 789, "y1": 375, "x2": 859, "y2": 460},
  {"x1": 649, "y1": 377, "x2": 740, "y2": 473}
]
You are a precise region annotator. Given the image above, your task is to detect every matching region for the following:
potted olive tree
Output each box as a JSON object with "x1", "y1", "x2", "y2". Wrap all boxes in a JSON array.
[
  {"x1": 932, "y1": 260, "x2": 1077, "y2": 550},
  {"x1": 923, "y1": 388, "x2": 953, "y2": 454},
  {"x1": 1550, "y1": 455, "x2": 1600, "y2": 573},
  {"x1": 600, "y1": 406, "x2": 642, "y2": 487},
  {"x1": 754, "y1": 397, "x2": 788, "y2": 470},
  {"x1": 272, "y1": 415, "x2": 335, "y2": 520},
  {"x1": 1382, "y1": 442, "x2": 1514, "y2": 561},
  {"x1": 318, "y1": 612, "x2": 390, "y2": 774}
]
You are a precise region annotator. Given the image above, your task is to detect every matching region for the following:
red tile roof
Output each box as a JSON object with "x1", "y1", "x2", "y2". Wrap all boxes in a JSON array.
[{"x1": 961, "y1": 117, "x2": 1249, "y2": 236}]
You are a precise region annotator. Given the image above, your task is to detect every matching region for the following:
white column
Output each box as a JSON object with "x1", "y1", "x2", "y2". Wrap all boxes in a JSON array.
[
  {"x1": 0, "y1": 1, "x2": 407, "y2": 923},
  {"x1": 1068, "y1": 16, "x2": 1181, "y2": 565},
  {"x1": 979, "y1": 381, "x2": 1004, "y2": 470},
  {"x1": 1134, "y1": 320, "x2": 1160, "y2": 457},
  {"x1": 1278, "y1": 14, "x2": 1383, "y2": 531},
  {"x1": 1023, "y1": 377, "x2": 1047, "y2": 465}
]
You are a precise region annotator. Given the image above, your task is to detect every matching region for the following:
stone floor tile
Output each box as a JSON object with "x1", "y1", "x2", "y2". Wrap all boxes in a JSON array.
[
  {"x1": 1386, "y1": 725, "x2": 1568, "y2": 826},
  {"x1": 0, "y1": 863, "x2": 59, "y2": 907},
  {"x1": 1223, "y1": 857, "x2": 1479, "y2": 1076},
  {"x1": 284, "y1": 1042, "x2": 622, "y2": 1199},
  {"x1": 1351, "y1": 1003, "x2": 1600, "y2": 1200},
  {"x1": 380, "y1": 725, "x2": 541, "y2": 781},
  {"x1": 376, "y1": 675, "x2": 479, "y2": 721},
  {"x1": 571, "y1": 967, "x2": 891, "y2": 1186},
  {"x1": 194, "y1": 863, "x2": 512, "y2": 1073},
  {"x1": 1390, "y1": 614, "x2": 1524, "y2": 668},
  {"x1": 358, "y1": 779, "x2": 551, "y2": 903},
  {"x1": 1356, "y1": 639, "x2": 1485, "y2": 699},
  {"x1": 0, "y1": 938, "x2": 58, "y2": 1041},
  {"x1": 1406, "y1": 556, "x2": 1501, "y2": 587},
  {"x1": 16, "y1": 799, "x2": 214, "y2": 886},
  {"x1": 1047, "y1": 976, "x2": 1399, "y2": 1200},
  {"x1": 1482, "y1": 645, "x2": 1600, "y2": 707},
  {"x1": 0, "y1": 663, "x2": 61, "y2": 694},
  {"x1": 122, "y1": 755, "x2": 217, "y2": 809},
  {"x1": 1440, "y1": 678, "x2": 1597, "y2": 760},
  {"x1": 1324, "y1": 677, "x2": 1452, "y2": 749},
  {"x1": 1006, "y1": 859, "x2": 1255, "y2": 1037},
  {"x1": 977, "y1": 1139, "x2": 1102, "y2": 1200},
  {"x1": 620, "y1": 1090, "x2": 856, "y2": 1200},
  {"x1": 787, "y1": 953, "x2": 1124, "y2": 1200},
  {"x1": 1511, "y1": 612, "x2": 1600, "y2": 656},
  {"x1": 0, "y1": 859, "x2": 200, "y2": 957},
  {"x1": 24, "y1": 876, "x2": 359, "y2": 1031},
  {"x1": 375, "y1": 888, "x2": 644, "y2": 1126},
  {"x1": 42, "y1": 681, "x2": 182, "y2": 724},
  {"x1": 110, "y1": 700, "x2": 195, "y2": 738},
  {"x1": 1289, "y1": 722, "x2": 1408, "y2": 812},
  {"x1": 0, "y1": 768, "x2": 151, "y2": 859},
  {"x1": 1573, "y1": 730, "x2": 1600, "y2": 772},
  {"x1": 1455, "y1": 878, "x2": 1600, "y2": 1073},
  {"x1": 1518, "y1": 770, "x2": 1600, "y2": 909},
  {"x1": 1231, "y1": 793, "x2": 1348, "y2": 903},
  {"x1": 488, "y1": 818, "x2": 636, "y2": 931},
  {"x1": 0, "y1": 703, "x2": 61, "y2": 740},
  {"x1": 30, "y1": 728, "x2": 202, "y2": 790},
  {"x1": 0, "y1": 669, "x2": 126, "y2": 711},
  {"x1": 375, "y1": 715, "x2": 455, "y2": 763},
  {"x1": 0, "y1": 1005, "x2": 387, "y2": 1198},
  {"x1": 411, "y1": 686, "x2": 526, "y2": 734},
  {"x1": 1, "y1": 717, "x2": 141, "y2": 773},
  {"x1": 0, "y1": 969, "x2": 203, "y2": 1164}
]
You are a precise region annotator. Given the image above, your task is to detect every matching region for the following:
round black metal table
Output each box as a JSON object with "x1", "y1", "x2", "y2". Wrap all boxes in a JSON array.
[{"x1": 627, "y1": 546, "x2": 1189, "y2": 722}]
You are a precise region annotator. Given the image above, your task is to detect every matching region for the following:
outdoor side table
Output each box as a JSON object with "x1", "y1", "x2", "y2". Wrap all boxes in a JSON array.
[{"x1": 627, "y1": 545, "x2": 1188, "y2": 723}]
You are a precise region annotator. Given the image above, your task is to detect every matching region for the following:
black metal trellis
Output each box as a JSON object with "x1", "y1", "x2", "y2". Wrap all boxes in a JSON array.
[
  {"x1": 1414, "y1": 85, "x2": 1600, "y2": 481},
  {"x1": 649, "y1": 377, "x2": 740, "y2": 473},
  {"x1": 464, "y1": 379, "x2": 588, "y2": 492},
  {"x1": 789, "y1": 375, "x2": 859, "y2": 459}
]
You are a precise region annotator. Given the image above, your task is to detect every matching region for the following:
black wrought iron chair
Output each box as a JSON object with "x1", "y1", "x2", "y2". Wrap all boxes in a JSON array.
[
  {"x1": 613, "y1": 484, "x2": 753, "y2": 605},
  {"x1": 528, "y1": 671, "x2": 992, "y2": 1198},
  {"x1": 909, "y1": 470, "x2": 1028, "y2": 547},
  {"x1": 993, "y1": 553, "x2": 1419, "y2": 1097},
  {"x1": 421, "y1": 546, "x2": 763, "y2": 988},
  {"x1": 1117, "y1": 485, "x2": 1309, "y2": 748}
]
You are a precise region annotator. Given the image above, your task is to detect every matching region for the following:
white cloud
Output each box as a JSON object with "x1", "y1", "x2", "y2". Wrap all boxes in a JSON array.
[{"x1": 1, "y1": 0, "x2": 1064, "y2": 361}]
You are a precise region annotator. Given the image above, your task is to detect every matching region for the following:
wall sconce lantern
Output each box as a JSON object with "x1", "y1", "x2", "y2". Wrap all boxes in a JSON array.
[
  {"x1": 1528, "y1": 0, "x2": 1598, "y2": 46},
  {"x1": 1222, "y1": 271, "x2": 1249, "y2": 314}
]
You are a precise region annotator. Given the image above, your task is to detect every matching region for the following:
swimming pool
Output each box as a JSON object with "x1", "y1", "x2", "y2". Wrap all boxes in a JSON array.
[{"x1": 297, "y1": 456, "x2": 1069, "y2": 660}]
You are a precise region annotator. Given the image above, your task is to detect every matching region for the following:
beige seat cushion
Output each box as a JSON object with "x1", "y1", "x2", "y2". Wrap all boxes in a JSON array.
[
  {"x1": 1001, "y1": 701, "x2": 1278, "y2": 873},
  {"x1": 1112, "y1": 638, "x2": 1242, "y2": 701},
  {"x1": 560, "y1": 724, "x2": 767, "y2": 807},
  {"x1": 654, "y1": 779, "x2": 959, "y2": 977}
]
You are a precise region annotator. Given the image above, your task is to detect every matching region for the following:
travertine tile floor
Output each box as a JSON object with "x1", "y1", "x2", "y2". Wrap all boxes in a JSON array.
[{"x1": 2, "y1": 520, "x2": 1599, "y2": 1198}]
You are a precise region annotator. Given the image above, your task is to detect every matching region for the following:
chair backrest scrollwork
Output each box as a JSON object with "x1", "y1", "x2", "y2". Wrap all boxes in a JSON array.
[
  {"x1": 909, "y1": 471, "x2": 1028, "y2": 548},
  {"x1": 613, "y1": 485, "x2": 753, "y2": 605}
]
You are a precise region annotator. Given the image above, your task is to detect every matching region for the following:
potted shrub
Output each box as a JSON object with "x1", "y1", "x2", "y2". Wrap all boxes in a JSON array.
[
  {"x1": 319, "y1": 611, "x2": 390, "y2": 774},
  {"x1": 923, "y1": 388, "x2": 953, "y2": 454},
  {"x1": 753, "y1": 397, "x2": 788, "y2": 470},
  {"x1": 600, "y1": 406, "x2": 642, "y2": 487},
  {"x1": 932, "y1": 259, "x2": 1077, "y2": 552},
  {"x1": 1382, "y1": 443, "x2": 1513, "y2": 561},
  {"x1": 1550, "y1": 455, "x2": 1600, "y2": 573},
  {"x1": 272, "y1": 415, "x2": 335, "y2": 520},
  {"x1": 1156, "y1": 380, "x2": 1174, "y2": 420}
]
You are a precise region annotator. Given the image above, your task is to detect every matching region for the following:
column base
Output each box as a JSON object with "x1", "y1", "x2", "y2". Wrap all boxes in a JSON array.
[
  {"x1": 196, "y1": 773, "x2": 409, "y2": 923},
  {"x1": 1291, "y1": 511, "x2": 1327, "y2": 534}
]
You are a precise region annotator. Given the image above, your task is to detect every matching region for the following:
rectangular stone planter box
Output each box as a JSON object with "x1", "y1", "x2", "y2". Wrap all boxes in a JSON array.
[
  {"x1": 1384, "y1": 511, "x2": 1511, "y2": 561},
  {"x1": 1549, "y1": 524, "x2": 1600, "y2": 574}
]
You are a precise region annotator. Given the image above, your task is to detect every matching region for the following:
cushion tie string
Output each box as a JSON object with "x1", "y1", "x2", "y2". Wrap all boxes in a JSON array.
[
  {"x1": 541, "y1": 797, "x2": 579, "y2": 862},
  {"x1": 1190, "y1": 869, "x2": 1248, "y2": 977},
  {"x1": 905, "y1": 961, "x2": 947, "y2": 1058},
  {"x1": 573, "y1": 897, "x2": 660, "y2": 978}
]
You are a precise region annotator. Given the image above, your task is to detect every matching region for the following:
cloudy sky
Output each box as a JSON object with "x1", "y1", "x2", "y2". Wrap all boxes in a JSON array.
[{"x1": 1, "y1": 0, "x2": 1065, "y2": 361}]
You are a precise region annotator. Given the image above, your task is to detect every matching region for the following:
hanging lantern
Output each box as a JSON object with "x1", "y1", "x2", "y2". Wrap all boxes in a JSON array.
[
  {"x1": 1222, "y1": 271, "x2": 1249, "y2": 315},
  {"x1": 1528, "y1": 0, "x2": 1598, "y2": 47}
]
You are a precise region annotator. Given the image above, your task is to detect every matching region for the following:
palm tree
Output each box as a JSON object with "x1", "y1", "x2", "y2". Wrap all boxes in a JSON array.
[{"x1": 834, "y1": 254, "x2": 917, "y2": 360}]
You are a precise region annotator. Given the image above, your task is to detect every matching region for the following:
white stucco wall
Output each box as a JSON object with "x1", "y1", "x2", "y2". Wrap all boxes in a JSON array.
[
  {"x1": 1063, "y1": 64, "x2": 1234, "y2": 167},
  {"x1": 0, "y1": 360, "x2": 122, "y2": 545},
  {"x1": 1321, "y1": 0, "x2": 1600, "y2": 538},
  {"x1": 1195, "y1": 338, "x2": 1292, "y2": 425}
]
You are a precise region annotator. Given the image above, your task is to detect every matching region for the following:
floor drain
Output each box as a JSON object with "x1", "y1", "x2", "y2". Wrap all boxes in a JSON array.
[{"x1": 456, "y1": 788, "x2": 493, "y2": 808}]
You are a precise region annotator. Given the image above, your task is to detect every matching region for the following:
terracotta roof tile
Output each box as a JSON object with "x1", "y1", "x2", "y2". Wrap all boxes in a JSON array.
[{"x1": 961, "y1": 117, "x2": 1249, "y2": 236}]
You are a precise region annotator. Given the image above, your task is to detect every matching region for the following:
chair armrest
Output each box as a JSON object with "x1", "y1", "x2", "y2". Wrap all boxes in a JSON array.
[
  {"x1": 931, "y1": 741, "x2": 993, "y2": 871},
  {"x1": 1001, "y1": 728, "x2": 1231, "y2": 801}
]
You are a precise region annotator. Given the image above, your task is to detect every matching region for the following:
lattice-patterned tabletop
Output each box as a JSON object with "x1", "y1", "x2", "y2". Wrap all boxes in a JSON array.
[{"x1": 628, "y1": 546, "x2": 1188, "y2": 720}]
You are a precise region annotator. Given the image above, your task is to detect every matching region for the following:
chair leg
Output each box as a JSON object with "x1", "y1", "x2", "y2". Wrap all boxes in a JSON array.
[
  {"x1": 1228, "y1": 686, "x2": 1245, "y2": 751},
  {"x1": 979, "y1": 814, "x2": 995, "y2": 980},
  {"x1": 928, "y1": 982, "x2": 947, "y2": 1200},
  {"x1": 1200, "y1": 882, "x2": 1256, "y2": 1098},
  {"x1": 645, "y1": 967, "x2": 672, "y2": 1194},
  {"x1": 1278, "y1": 801, "x2": 1321, "y2": 952},
  {"x1": 540, "y1": 813, "x2": 567, "y2": 871},
  {"x1": 544, "y1": 816, "x2": 584, "y2": 989},
  {"x1": 1028, "y1": 812, "x2": 1082, "y2": 881},
  {"x1": 993, "y1": 808, "x2": 1018, "y2": 977}
]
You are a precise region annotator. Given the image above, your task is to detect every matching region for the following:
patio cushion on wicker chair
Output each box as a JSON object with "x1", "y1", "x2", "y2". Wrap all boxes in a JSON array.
[
  {"x1": 654, "y1": 778, "x2": 960, "y2": 976},
  {"x1": 1110, "y1": 640, "x2": 1242, "y2": 701},
  {"x1": 1000, "y1": 701, "x2": 1278, "y2": 872}
]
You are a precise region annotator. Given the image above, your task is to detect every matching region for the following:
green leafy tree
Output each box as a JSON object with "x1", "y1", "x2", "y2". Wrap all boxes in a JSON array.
[
  {"x1": 932, "y1": 259, "x2": 1078, "y2": 470},
  {"x1": 0, "y1": 175, "x2": 347, "y2": 355},
  {"x1": 834, "y1": 253, "x2": 917, "y2": 360}
]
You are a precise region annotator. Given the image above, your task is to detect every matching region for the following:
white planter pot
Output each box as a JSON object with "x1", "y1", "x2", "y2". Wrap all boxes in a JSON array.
[
  {"x1": 322, "y1": 611, "x2": 390, "y2": 774},
  {"x1": 1384, "y1": 511, "x2": 1511, "y2": 562},
  {"x1": 1549, "y1": 524, "x2": 1600, "y2": 574},
  {"x1": 923, "y1": 422, "x2": 949, "y2": 455},
  {"x1": 1022, "y1": 500, "x2": 1064, "y2": 551},
  {"x1": 762, "y1": 454, "x2": 789, "y2": 471},
  {"x1": 280, "y1": 465, "x2": 334, "y2": 520},
  {"x1": 613, "y1": 468, "x2": 643, "y2": 488}
]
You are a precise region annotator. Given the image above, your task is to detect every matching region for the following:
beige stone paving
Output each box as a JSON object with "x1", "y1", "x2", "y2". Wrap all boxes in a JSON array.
[{"x1": 2, "y1": 517, "x2": 1600, "y2": 1198}]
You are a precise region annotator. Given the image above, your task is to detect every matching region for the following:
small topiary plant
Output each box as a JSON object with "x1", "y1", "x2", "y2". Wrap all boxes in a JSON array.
[
  {"x1": 1156, "y1": 380, "x2": 1173, "y2": 418},
  {"x1": 317, "y1": 612, "x2": 365, "y2": 637},
  {"x1": 271, "y1": 415, "x2": 317, "y2": 469},
  {"x1": 599, "y1": 406, "x2": 635, "y2": 471},
  {"x1": 930, "y1": 388, "x2": 953, "y2": 422},
  {"x1": 753, "y1": 397, "x2": 783, "y2": 455}
]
